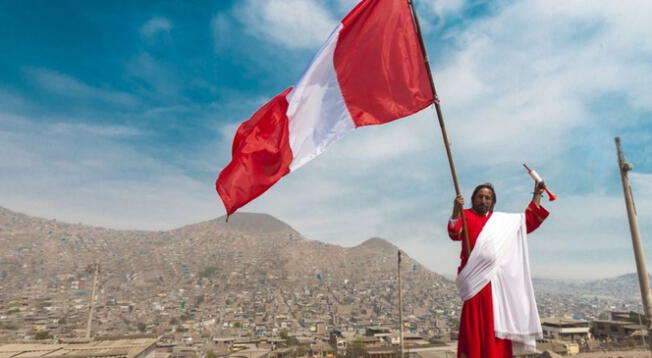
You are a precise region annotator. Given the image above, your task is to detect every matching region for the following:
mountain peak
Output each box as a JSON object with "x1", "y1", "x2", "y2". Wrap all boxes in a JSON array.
[
  {"x1": 355, "y1": 237, "x2": 398, "y2": 251},
  {"x1": 172, "y1": 212, "x2": 303, "y2": 238},
  {"x1": 219, "y1": 212, "x2": 297, "y2": 233}
]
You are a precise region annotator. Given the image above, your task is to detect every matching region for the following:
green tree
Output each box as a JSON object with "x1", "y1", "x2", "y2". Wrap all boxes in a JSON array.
[
  {"x1": 205, "y1": 350, "x2": 217, "y2": 358},
  {"x1": 137, "y1": 322, "x2": 147, "y2": 332}
]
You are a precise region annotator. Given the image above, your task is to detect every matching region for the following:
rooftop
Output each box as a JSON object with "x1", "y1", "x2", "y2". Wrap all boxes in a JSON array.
[{"x1": 0, "y1": 339, "x2": 157, "y2": 358}]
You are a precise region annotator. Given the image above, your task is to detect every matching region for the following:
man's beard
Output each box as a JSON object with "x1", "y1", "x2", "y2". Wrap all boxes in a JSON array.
[{"x1": 473, "y1": 204, "x2": 490, "y2": 215}]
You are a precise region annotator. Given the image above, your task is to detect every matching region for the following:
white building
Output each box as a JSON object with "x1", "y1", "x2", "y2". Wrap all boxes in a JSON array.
[{"x1": 541, "y1": 317, "x2": 591, "y2": 342}]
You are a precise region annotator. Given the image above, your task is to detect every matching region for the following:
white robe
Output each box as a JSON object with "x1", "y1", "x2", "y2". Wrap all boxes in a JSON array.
[{"x1": 456, "y1": 212, "x2": 542, "y2": 352}]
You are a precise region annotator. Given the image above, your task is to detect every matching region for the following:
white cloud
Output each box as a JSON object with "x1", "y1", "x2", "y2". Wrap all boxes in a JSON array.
[
  {"x1": 127, "y1": 52, "x2": 179, "y2": 97},
  {"x1": 140, "y1": 17, "x2": 172, "y2": 39},
  {"x1": 410, "y1": 0, "x2": 467, "y2": 33},
  {"x1": 49, "y1": 122, "x2": 144, "y2": 137},
  {"x1": 211, "y1": 14, "x2": 233, "y2": 53},
  {"x1": 631, "y1": 173, "x2": 652, "y2": 196},
  {"x1": 424, "y1": 0, "x2": 465, "y2": 18},
  {"x1": 336, "y1": 0, "x2": 359, "y2": 13},
  {"x1": 26, "y1": 68, "x2": 138, "y2": 107},
  {"x1": 235, "y1": 0, "x2": 337, "y2": 49},
  {"x1": 0, "y1": 114, "x2": 220, "y2": 230},
  {"x1": 0, "y1": 87, "x2": 28, "y2": 112},
  {"x1": 324, "y1": 111, "x2": 436, "y2": 168},
  {"x1": 429, "y1": 0, "x2": 652, "y2": 168}
]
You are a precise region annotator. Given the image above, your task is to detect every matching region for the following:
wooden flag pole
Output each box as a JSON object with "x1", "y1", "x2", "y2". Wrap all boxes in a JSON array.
[{"x1": 408, "y1": 0, "x2": 471, "y2": 255}]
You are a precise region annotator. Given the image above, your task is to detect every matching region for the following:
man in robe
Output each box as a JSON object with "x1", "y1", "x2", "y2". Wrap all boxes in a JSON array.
[{"x1": 448, "y1": 182, "x2": 549, "y2": 358}]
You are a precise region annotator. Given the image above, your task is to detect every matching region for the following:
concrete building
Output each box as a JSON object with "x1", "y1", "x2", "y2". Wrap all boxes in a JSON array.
[
  {"x1": 541, "y1": 317, "x2": 591, "y2": 342},
  {"x1": 591, "y1": 320, "x2": 646, "y2": 343},
  {"x1": 366, "y1": 347, "x2": 394, "y2": 358},
  {"x1": 214, "y1": 337, "x2": 236, "y2": 352},
  {"x1": 0, "y1": 338, "x2": 157, "y2": 358},
  {"x1": 591, "y1": 311, "x2": 648, "y2": 344},
  {"x1": 365, "y1": 327, "x2": 391, "y2": 338},
  {"x1": 315, "y1": 321, "x2": 327, "y2": 335},
  {"x1": 328, "y1": 330, "x2": 347, "y2": 355}
]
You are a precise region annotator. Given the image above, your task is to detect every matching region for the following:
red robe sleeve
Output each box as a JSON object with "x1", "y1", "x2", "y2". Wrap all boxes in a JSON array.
[
  {"x1": 525, "y1": 201, "x2": 549, "y2": 234},
  {"x1": 448, "y1": 217, "x2": 463, "y2": 241}
]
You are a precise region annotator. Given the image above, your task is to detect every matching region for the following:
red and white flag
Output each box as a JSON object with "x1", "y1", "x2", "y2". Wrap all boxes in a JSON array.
[{"x1": 217, "y1": 0, "x2": 434, "y2": 216}]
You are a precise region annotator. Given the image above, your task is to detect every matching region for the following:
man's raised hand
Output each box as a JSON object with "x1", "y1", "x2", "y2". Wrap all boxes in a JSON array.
[{"x1": 452, "y1": 194, "x2": 464, "y2": 219}]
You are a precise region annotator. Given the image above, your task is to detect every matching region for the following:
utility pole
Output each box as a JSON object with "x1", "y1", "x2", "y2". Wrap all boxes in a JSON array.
[
  {"x1": 85, "y1": 260, "x2": 100, "y2": 339},
  {"x1": 398, "y1": 251, "x2": 405, "y2": 358},
  {"x1": 615, "y1": 136, "x2": 652, "y2": 351}
]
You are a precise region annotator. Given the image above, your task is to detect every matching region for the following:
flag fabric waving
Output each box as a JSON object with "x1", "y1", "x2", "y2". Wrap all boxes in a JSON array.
[{"x1": 216, "y1": 0, "x2": 434, "y2": 216}]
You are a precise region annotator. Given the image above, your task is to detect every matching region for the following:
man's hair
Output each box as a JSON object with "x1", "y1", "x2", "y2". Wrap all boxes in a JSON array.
[{"x1": 471, "y1": 182, "x2": 496, "y2": 210}]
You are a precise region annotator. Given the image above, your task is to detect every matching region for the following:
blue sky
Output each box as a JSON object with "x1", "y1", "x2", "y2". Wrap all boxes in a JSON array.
[{"x1": 1, "y1": 0, "x2": 651, "y2": 279}]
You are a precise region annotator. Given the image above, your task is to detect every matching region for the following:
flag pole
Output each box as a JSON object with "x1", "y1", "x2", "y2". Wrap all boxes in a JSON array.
[{"x1": 408, "y1": 0, "x2": 471, "y2": 255}]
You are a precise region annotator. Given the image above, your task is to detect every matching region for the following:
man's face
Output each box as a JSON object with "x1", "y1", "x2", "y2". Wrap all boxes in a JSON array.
[{"x1": 472, "y1": 188, "x2": 494, "y2": 215}]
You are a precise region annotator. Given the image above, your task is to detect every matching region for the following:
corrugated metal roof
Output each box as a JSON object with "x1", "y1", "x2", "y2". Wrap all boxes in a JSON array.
[{"x1": 0, "y1": 340, "x2": 155, "y2": 358}]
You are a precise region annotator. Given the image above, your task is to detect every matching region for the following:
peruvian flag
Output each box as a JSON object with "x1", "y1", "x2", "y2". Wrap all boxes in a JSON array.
[{"x1": 217, "y1": 0, "x2": 434, "y2": 216}]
